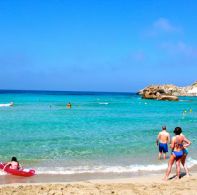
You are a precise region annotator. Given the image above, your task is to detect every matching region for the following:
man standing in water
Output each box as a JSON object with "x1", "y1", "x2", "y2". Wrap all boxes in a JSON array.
[{"x1": 156, "y1": 126, "x2": 170, "y2": 160}]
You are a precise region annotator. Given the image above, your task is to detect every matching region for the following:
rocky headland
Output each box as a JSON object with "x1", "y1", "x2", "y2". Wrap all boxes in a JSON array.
[{"x1": 138, "y1": 81, "x2": 197, "y2": 101}]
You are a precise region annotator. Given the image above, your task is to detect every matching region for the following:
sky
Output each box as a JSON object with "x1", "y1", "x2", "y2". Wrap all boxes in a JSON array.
[{"x1": 0, "y1": 0, "x2": 196, "y2": 92}]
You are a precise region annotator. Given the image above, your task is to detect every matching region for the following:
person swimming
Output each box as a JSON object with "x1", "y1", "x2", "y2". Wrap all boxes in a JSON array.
[{"x1": 66, "y1": 102, "x2": 72, "y2": 109}]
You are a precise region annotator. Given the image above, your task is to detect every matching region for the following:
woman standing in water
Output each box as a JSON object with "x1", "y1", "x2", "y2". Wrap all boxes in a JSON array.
[
  {"x1": 164, "y1": 127, "x2": 191, "y2": 180},
  {"x1": 181, "y1": 133, "x2": 191, "y2": 177}
]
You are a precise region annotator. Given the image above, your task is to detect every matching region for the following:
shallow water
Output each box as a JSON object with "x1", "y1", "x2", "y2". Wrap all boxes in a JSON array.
[{"x1": 0, "y1": 90, "x2": 196, "y2": 174}]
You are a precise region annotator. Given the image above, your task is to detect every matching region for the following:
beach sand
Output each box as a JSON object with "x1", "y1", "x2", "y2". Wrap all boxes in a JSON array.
[{"x1": 0, "y1": 173, "x2": 197, "y2": 195}]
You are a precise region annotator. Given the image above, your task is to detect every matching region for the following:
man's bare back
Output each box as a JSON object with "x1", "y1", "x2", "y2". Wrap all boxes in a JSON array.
[
  {"x1": 158, "y1": 131, "x2": 170, "y2": 144},
  {"x1": 156, "y1": 126, "x2": 170, "y2": 160}
]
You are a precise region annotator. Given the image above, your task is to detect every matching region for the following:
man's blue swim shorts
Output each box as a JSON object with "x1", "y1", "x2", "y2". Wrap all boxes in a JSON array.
[{"x1": 159, "y1": 143, "x2": 168, "y2": 153}]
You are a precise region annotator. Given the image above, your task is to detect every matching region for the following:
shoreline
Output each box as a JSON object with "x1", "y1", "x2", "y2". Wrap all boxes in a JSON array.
[
  {"x1": 1, "y1": 165, "x2": 197, "y2": 184},
  {"x1": 0, "y1": 172, "x2": 197, "y2": 194},
  {"x1": 0, "y1": 165, "x2": 197, "y2": 185}
]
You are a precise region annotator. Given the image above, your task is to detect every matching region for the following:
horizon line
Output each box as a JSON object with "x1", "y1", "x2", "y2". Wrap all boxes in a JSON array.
[{"x1": 0, "y1": 88, "x2": 137, "y2": 94}]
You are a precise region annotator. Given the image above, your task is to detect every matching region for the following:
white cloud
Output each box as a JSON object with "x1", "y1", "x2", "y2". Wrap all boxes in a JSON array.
[
  {"x1": 153, "y1": 18, "x2": 178, "y2": 32},
  {"x1": 131, "y1": 51, "x2": 145, "y2": 61},
  {"x1": 160, "y1": 41, "x2": 197, "y2": 57},
  {"x1": 144, "y1": 17, "x2": 181, "y2": 36}
]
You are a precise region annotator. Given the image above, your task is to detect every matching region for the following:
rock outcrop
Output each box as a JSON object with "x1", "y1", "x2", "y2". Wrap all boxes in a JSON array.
[{"x1": 138, "y1": 81, "x2": 197, "y2": 101}]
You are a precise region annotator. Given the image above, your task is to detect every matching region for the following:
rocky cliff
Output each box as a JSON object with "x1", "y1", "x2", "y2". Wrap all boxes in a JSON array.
[{"x1": 138, "y1": 81, "x2": 197, "y2": 101}]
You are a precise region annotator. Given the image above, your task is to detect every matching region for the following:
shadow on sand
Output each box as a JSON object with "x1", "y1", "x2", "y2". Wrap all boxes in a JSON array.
[{"x1": 169, "y1": 172, "x2": 186, "y2": 180}]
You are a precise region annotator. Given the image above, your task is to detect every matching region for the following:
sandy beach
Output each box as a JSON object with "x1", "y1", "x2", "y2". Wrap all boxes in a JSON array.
[{"x1": 0, "y1": 172, "x2": 197, "y2": 195}]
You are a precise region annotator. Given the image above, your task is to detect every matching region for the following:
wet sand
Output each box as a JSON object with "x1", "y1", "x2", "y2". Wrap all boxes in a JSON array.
[{"x1": 0, "y1": 172, "x2": 197, "y2": 195}]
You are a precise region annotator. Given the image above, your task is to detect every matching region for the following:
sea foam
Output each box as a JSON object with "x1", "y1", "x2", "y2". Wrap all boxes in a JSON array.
[{"x1": 35, "y1": 157, "x2": 197, "y2": 174}]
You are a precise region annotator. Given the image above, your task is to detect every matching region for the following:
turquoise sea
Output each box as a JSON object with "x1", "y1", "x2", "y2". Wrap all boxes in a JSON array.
[{"x1": 0, "y1": 90, "x2": 197, "y2": 175}]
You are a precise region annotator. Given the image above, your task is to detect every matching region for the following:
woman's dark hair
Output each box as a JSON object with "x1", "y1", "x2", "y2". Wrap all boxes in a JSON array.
[
  {"x1": 173, "y1": 127, "x2": 182, "y2": 135},
  {"x1": 11, "y1": 157, "x2": 18, "y2": 162}
]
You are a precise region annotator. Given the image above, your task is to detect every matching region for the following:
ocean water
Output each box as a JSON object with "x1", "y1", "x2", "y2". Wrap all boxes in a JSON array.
[{"x1": 0, "y1": 90, "x2": 197, "y2": 175}]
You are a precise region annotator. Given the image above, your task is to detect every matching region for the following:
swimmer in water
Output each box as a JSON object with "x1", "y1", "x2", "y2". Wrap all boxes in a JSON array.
[{"x1": 66, "y1": 102, "x2": 72, "y2": 109}]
